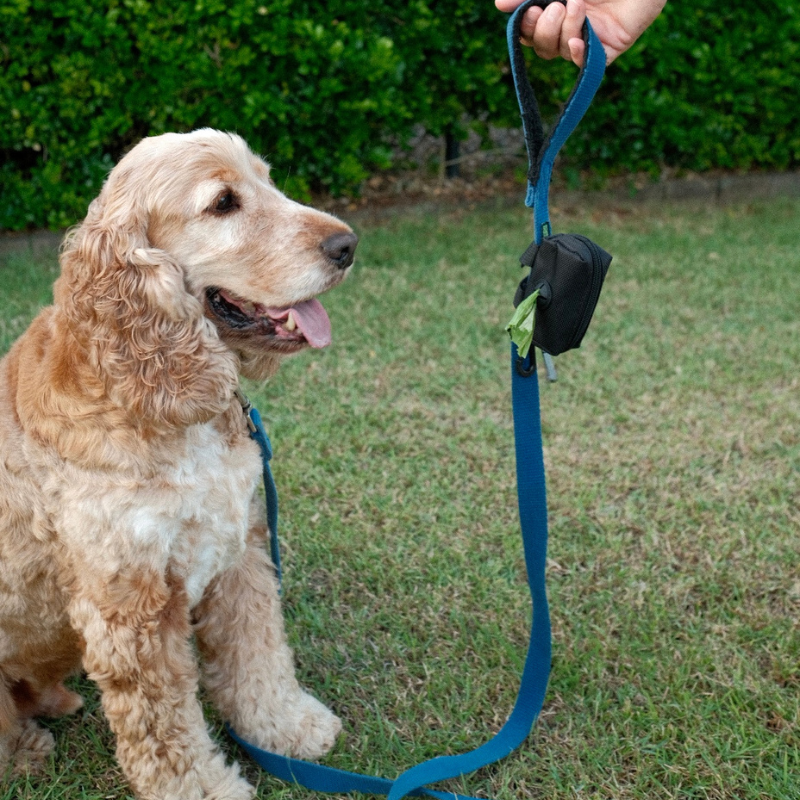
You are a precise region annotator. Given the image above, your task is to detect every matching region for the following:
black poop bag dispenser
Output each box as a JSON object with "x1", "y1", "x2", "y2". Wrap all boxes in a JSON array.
[
  {"x1": 507, "y1": 0, "x2": 612, "y2": 365},
  {"x1": 514, "y1": 233, "x2": 612, "y2": 357}
]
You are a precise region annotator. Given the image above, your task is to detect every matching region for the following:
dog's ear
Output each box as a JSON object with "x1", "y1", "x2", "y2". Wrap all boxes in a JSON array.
[{"x1": 57, "y1": 182, "x2": 238, "y2": 428}]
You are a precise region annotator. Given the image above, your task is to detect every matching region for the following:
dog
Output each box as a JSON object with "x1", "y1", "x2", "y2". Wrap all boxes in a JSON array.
[{"x1": 0, "y1": 129, "x2": 356, "y2": 799}]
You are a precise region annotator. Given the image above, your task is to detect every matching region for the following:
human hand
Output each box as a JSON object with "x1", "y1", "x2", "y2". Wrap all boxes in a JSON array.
[{"x1": 495, "y1": 0, "x2": 666, "y2": 66}]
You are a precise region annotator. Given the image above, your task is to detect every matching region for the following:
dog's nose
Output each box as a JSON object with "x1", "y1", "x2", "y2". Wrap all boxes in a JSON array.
[{"x1": 321, "y1": 231, "x2": 358, "y2": 270}]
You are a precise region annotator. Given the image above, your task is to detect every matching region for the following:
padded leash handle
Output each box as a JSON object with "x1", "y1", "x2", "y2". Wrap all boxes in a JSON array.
[{"x1": 508, "y1": 0, "x2": 607, "y2": 243}]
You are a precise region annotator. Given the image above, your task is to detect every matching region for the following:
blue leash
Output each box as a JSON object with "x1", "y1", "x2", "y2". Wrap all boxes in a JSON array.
[
  {"x1": 229, "y1": 356, "x2": 549, "y2": 800},
  {"x1": 235, "y1": 388, "x2": 282, "y2": 585},
  {"x1": 230, "y1": 3, "x2": 606, "y2": 797}
]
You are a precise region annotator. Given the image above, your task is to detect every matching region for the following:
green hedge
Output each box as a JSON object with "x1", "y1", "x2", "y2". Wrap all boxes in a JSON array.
[
  {"x1": 1, "y1": 1, "x2": 798, "y2": 230},
  {"x1": 573, "y1": 1, "x2": 800, "y2": 174}
]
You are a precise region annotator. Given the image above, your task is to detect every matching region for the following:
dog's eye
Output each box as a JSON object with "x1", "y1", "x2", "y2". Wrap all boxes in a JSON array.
[{"x1": 213, "y1": 192, "x2": 239, "y2": 214}]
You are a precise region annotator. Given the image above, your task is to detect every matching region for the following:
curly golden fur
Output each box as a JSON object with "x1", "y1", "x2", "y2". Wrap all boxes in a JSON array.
[{"x1": 0, "y1": 129, "x2": 356, "y2": 799}]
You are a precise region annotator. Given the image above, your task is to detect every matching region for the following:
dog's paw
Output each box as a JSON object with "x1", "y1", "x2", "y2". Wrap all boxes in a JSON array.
[
  {"x1": 200, "y1": 762, "x2": 255, "y2": 800},
  {"x1": 144, "y1": 755, "x2": 255, "y2": 800},
  {"x1": 286, "y1": 691, "x2": 342, "y2": 761},
  {"x1": 229, "y1": 690, "x2": 342, "y2": 762},
  {"x1": 10, "y1": 719, "x2": 55, "y2": 776}
]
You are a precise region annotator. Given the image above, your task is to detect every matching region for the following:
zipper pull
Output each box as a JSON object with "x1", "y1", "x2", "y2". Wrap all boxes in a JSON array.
[{"x1": 542, "y1": 352, "x2": 558, "y2": 382}]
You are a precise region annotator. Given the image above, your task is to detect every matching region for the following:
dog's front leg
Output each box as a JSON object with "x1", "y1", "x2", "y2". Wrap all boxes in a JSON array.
[
  {"x1": 194, "y1": 537, "x2": 342, "y2": 760},
  {"x1": 68, "y1": 569, "x2": 254, "y2": 800}
]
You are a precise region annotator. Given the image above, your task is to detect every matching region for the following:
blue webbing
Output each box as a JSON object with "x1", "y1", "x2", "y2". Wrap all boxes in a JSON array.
[
  {"x1": 230, "y1": 3, "x2": 605, "y2": 797},
  {"x1": 231, "y1": 346, "x2": 548, "y2": 800},
  {"x1": 246, "y1": 405, "x2": 282, "y2": 585}
]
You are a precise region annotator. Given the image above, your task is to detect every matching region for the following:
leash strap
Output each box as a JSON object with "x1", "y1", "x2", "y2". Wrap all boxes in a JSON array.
[
  {"x1": 228, "y1": 348, "x2": 549, "y2": 800},
  {"x1": 236, "y1": 388, "x2": 282, "y2": 584},
  {"x1": 230, "y1": 4, "x2": 605, "y2": 797}
]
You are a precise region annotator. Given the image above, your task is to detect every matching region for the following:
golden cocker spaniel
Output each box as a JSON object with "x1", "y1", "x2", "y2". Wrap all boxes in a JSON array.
[{"x1": 0, "y1": 129, "x2": 356, "y2": 799}]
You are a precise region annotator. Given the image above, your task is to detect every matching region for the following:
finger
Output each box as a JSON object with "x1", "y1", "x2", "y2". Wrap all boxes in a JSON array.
[
  {"x1": 567, "y1": 37, "x2": 585, "y2": 67},
  {"x1": 559, "y1": 0, "x2": 585, "y2": 61},
  {"x1": 519, "y1": 6, "x2": 543, "y2": 46},
  {"x1": 531, "y1": 1, "x2": 566, "y2": 60},
  {"x1": 495, "y1": 0, "x2": 525, "y2": 10}
]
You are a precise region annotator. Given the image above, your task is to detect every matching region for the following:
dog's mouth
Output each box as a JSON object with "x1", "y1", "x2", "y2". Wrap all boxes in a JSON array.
[{"x1": 204, "y1": 287, "x2": 332, "y2": 351}]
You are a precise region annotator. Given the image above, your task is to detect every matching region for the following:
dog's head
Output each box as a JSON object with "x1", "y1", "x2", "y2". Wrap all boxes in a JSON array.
[
  {"x1": 142, "y1": 130, "x2": 356, "y2": 357},
  {"x1": 57, "y1": 129, "x2": 356, "y2": 426}
]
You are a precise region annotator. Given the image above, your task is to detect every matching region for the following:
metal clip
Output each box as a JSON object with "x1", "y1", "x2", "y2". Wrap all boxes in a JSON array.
[{"x1": 234, "y1": 388, "x2": 258, "y2": 433}]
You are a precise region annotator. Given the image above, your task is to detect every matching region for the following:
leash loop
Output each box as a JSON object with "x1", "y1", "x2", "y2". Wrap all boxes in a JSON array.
[
  {"x1": 515, "y1": 348, "x2": 537, "y2": 378},
  {"x1": 508, "y1": 0, "x2": 607, "y2": 243}
]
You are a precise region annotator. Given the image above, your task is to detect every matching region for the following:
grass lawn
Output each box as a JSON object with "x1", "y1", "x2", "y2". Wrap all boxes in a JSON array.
[{"x1": 1, "y1": 194, "x2": 798, "y2": 800}]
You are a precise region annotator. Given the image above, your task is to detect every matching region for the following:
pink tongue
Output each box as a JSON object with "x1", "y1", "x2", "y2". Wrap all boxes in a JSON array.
[{"x1": 269, "y1": 299, "x2": 332, "y2": 348}]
